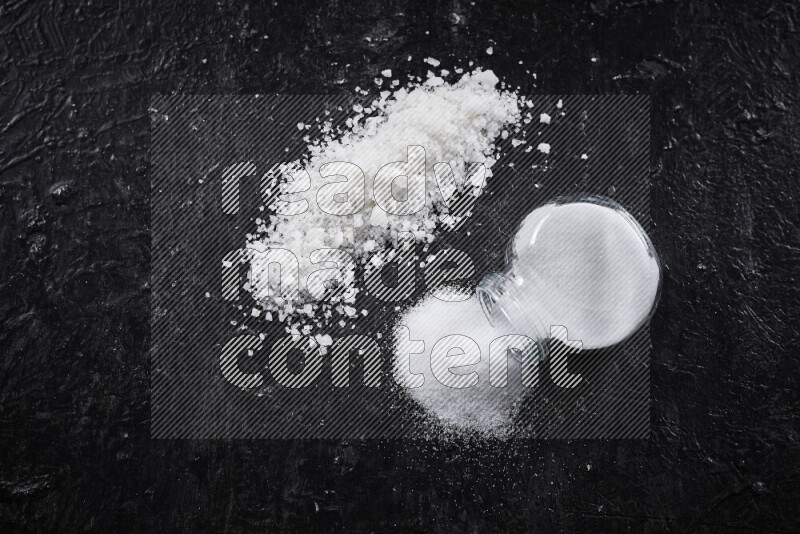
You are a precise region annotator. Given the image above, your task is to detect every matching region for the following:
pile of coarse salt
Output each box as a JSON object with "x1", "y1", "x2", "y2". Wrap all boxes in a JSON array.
[{"x1": 244, "y1": 68, "x2": 533, "y2": 340}]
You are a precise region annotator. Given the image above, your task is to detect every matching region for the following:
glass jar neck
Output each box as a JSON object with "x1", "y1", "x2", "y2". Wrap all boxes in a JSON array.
[{"x1": 476, "y1": 272, "x2": 549, "y2": 360}]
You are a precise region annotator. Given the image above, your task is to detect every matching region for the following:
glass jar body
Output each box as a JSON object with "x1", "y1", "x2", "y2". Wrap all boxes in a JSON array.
[{"x1": 477, "y1": 196, "x2": 662, "y2": 356}]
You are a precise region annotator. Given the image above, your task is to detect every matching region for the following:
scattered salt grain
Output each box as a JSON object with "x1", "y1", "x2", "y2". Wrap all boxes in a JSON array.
[
  {"x1": 537, "y1": 142, "x2": 551, "y2": 154},
  {"x1": 539, "y1": 113, "x2": 551, "y2": 124}
]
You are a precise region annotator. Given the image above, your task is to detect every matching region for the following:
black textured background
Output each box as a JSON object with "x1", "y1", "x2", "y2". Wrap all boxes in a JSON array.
[{"x1": 1, "y1": 0, "x2": 798, "y2": 532}]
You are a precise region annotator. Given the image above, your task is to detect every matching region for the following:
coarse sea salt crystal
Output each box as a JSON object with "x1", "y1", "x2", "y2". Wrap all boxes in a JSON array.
[
  {"x1": 537, "y1": 142, "x2": 551, "y2": 154},
  {"x1": 314, "y1": 334, "x2": 333, "y2": 346},
  {"x1": 539, "y1": 113, "x2": 551, "y2": 124}
]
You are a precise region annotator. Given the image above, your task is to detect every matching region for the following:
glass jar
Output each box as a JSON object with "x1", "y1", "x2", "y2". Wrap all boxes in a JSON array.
[{"x1": 476, "y1": 195, "x2": 662, "y2": 359}]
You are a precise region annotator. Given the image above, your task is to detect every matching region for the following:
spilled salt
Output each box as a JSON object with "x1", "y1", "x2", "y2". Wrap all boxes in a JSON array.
[
  {"x1": 246, "y1": 68, "x2": 526, "y2": 331},
  {"x1": 394, "y1": 293, "x2": 525, "y2": 435}
]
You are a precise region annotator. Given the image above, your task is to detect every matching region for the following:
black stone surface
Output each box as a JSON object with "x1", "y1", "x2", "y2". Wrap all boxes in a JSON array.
[{"x1": 1, "y1": 0, "x2": 798, "y2": 531}]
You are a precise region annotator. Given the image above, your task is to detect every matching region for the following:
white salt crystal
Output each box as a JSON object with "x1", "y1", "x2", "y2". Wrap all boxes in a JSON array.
[
  {"x1": 486, "y1": 46, "x2": 493, "y2": 55},
  {"x1": 369, "y1": 206, "x2": 389, "y2": 227},
  {"x1": 381, "y1": 69, "x2": 392, "y2": 77},
  {"x1": 539, "y1": 113, "x2": 551, "y2": 124},
  {"x1": 315, "y1": 334, "x2": 333, "y2": 346},
  {"x1": 537, "y1": 143, "x2": 551, "y2": 154}
]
